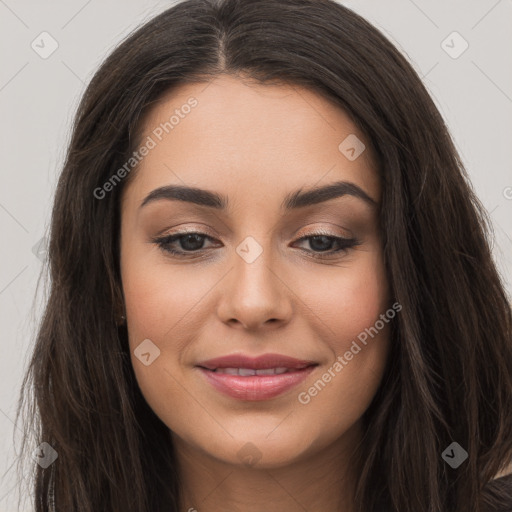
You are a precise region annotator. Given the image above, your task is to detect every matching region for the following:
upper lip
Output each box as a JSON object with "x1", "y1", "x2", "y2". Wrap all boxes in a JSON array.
[{"x1": 197, "y1": 353, "x2": 318, "y2": 371}]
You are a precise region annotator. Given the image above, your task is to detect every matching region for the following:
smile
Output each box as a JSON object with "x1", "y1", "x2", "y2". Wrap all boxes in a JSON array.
[
  {"x1": 212, "y1": 367, "x2": 296, "y2": 375},
  {"x1": 196, "y1": 353, "x2": 318, "y2": 400}
]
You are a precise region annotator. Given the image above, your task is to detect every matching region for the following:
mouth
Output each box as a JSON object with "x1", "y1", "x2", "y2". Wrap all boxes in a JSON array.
[
  {"x1": 196, "y1": 353, "x2": 318, "y2": 401},
  {"x1": 207, "y1": 367, "x2": 306, "y2": 375}
]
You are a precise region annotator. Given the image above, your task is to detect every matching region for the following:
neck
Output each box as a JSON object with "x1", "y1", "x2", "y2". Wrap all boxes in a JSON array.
[{"x1": 173, "y1": 422, "x2": 362, "y2": 512}]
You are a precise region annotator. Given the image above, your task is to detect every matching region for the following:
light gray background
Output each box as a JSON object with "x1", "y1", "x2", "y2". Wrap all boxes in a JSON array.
[{"x1": 1, "y1": 1, "x2": 511, "y2": 510}]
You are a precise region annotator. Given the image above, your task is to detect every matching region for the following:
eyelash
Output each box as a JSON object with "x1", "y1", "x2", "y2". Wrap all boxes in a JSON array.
[{"x1": 151, "y1": 231, "x2": 360, "y2": 260}]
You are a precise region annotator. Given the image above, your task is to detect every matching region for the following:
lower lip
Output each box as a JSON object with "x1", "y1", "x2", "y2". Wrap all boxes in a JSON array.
[{"x1": 198, "y1": 366, "x2": 316, "y2": 401}]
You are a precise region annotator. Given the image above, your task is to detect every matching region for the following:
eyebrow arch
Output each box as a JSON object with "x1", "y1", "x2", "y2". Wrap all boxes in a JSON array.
[{"x1": 139, "y1": 180, "x2": 378, "y2": 211}]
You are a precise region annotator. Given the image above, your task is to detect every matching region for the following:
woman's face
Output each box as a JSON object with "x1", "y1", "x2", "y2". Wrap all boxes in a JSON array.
[{"x1": 120, "y1": 74, "x2": 391, "y2": 468}]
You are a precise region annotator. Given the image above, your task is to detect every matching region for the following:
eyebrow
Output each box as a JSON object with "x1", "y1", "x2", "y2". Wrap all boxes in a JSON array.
[{"x1": 139, "y1": 180, "x2": 378, "y2": 211}]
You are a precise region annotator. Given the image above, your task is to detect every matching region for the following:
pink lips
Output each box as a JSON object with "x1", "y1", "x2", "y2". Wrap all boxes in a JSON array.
[{"x1": 196, "y1": 353, "x2": 317, "y2": 401}]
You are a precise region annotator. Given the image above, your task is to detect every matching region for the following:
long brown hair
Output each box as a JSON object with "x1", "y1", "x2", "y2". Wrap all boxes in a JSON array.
[{"x1": 15, "y1": 0, "x2": 512, "y2": 510}]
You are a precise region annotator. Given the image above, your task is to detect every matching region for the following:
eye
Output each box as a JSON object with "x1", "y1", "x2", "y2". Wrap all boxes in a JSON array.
[
  {"x1": 152, "y1": 232, "x2": 217, "y2": 257},
  {"x1": 293, "y1": 233, "x2": 360, "y2": 259},
  {"x1": 152, "y1": 231, "x2": 360, "y2": 259}
]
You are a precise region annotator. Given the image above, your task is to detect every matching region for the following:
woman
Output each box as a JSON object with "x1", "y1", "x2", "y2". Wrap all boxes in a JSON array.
[{"x1": 16, "y1": 0, "x2": 512, "y2": 511}]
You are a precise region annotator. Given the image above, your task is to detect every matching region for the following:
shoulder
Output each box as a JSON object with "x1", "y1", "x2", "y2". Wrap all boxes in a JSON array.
[
  {"x1": 373, "y1": 473, "x2": 512, "y2": 512},
  {"x1": 484, "y1": 472, "x2": 512, "y2": 512}
]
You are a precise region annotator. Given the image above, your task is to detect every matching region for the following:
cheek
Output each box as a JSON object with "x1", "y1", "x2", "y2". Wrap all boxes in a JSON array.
[
  {"x1": 120, "y1": 244, "x2": 223, "y2": 414},
  {"x1": 120, "y1": 245, "x2": 213, "y2": 345},
  {"x1": 305, "y1": 250, "x2": 390, "y2": 353},
  {"x1": 295, "y1": 251, "x2": 391, "y2": 417},
  {"x1": 120, "y1": 252, "x2": 201, "y2": 431}
]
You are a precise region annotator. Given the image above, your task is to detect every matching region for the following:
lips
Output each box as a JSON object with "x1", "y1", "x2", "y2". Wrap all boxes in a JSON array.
[
  {"x1": 197, "y1": 353, "x2": 316, "y2": 371},
  {"x1": 212, "y1": 367, "x2": 292, "y2": 375},
  {"x1": 196, "y1": 353, "x2": 318, "y2": 401}
]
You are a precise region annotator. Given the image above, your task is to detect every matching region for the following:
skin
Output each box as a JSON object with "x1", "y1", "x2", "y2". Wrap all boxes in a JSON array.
[{"x1": 119, "y1": 74, "x2": 392, "y2": 512}]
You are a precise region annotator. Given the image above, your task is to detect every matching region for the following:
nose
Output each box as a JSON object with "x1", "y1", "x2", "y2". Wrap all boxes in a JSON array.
[{"x1": 216, "y1": 238, "x2": 293, "y2": 331}]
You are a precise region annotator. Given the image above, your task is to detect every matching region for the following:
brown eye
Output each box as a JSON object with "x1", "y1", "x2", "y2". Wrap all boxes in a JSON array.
[
  {"x1": 293, "y1": 234, "x2": 360, "y2": 259},
  {"x1": 153, "y1": 232, "x2": 216, "y2": 257},
  {"x1": 152, "y1": 231, "x2": 360, "y2": 260}
]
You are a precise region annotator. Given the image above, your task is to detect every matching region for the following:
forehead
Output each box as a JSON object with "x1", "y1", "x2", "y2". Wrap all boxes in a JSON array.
[{"x1": 123, "y1": 74, "x2": 380, "y2": 210}]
